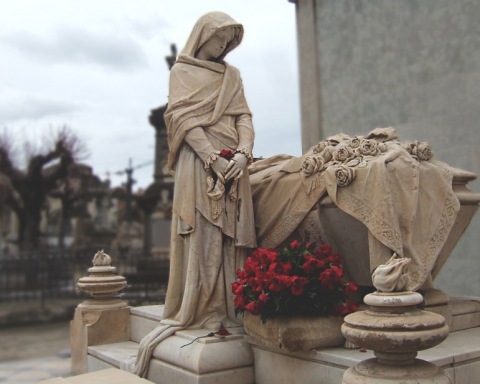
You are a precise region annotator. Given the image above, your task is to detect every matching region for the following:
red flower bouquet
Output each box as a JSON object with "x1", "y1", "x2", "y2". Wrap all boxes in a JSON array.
[{"x1": 233, "y1": 238, "x2": 359, "y2": 323}]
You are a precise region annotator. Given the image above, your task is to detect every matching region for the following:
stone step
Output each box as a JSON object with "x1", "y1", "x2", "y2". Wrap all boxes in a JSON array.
[
  {"x1": 38, "y1": 368, "x2": 153, "y2": 383},
  {"x1": 130, "y1": 305, "x2": 164, "y2": 343},
  {"x1": 88, "y1": 322, "x2": 248, "y2": 373},
  {"x1": 450, "y1": 296, "x2": 480, "y2": 331},
  {"x1": 88, "y1": 340, "x2": 139, "y2": 372},
  {"x1": 129, "y1": 305, "x2": 248, "y2": 342}
]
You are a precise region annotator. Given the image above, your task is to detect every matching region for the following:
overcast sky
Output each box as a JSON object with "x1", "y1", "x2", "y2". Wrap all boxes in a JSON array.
[{"x1": 0, "y1": 0, "x2": 301, "y2": 189}]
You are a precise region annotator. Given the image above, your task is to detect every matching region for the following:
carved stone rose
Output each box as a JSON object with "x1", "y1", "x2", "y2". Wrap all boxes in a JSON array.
[
  {"x1": 335, "y1": 165, "x2": 356, "y2": 187},
  {"x1": 349, "y1": 137, "x2": 361, "y2": 149},
  {"x1": 333, "y1": 146, "x2": 355, "y2": 163},
  {"x1": 402, "y1": 141, "x2": 433, "y2": 161},
  {"x1": 302, "y1": 155, "x2": 324, "y2": 177},
  {"x1": 416, "y1": 142, "x2": 433, "y2": 161},
  {"x1": 358, "y1": 139, "x2": 379, "y2": 156}
]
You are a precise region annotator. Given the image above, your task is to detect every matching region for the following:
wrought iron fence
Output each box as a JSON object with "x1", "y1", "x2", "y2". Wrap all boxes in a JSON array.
[{"x1": 0, "y1": 249, "x2": 169, "y2": 321}]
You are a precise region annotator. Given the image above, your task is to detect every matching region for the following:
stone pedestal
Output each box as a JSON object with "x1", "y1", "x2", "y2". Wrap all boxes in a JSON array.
[
  {"x1": 147, "y1": 327, "x2": 254, "y2": 384},
  {"x1": 84, "y1": 305, "x2": 254, "y2": 384},
  {"x1": 341, "y1": 291, "x2": 451, "y2": 383},
  {"x1": 71, "y1": 251, "x2": 129, "y2": 374}
]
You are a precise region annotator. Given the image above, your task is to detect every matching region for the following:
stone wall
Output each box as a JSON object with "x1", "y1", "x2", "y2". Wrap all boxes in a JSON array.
[{"x1": 312, "y1": 0, "x2": 480, "y2": 295}]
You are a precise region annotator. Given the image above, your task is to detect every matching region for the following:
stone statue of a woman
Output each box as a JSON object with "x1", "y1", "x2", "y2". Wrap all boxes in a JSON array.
[{"x1": 135, "y1": 12, "x2": 257, "y2": 377}]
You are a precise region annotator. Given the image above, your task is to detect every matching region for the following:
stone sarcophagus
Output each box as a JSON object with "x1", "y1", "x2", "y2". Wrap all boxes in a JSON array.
[
  {"x1": 250, "y1": 129, "x2": 480, "y2": 295},
  {"x1": 317, "y1": 168, "x2": 480, "y2": 288}
]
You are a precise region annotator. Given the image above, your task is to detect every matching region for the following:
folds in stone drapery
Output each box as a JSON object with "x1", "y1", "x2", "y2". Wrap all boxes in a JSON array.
[{"x1": 249, "y1": 128, "x2": 460, "y2": 292}]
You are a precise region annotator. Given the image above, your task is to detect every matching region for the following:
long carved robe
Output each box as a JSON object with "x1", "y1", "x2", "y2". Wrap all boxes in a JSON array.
[{"x1": 135, "y1": 12, "x2": 256, "y2": 377}]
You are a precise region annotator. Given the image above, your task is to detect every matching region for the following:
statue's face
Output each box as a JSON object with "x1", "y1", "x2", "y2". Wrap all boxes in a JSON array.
[{"x1": 197, "y1": 28, "x2": 235, "y2": 61}]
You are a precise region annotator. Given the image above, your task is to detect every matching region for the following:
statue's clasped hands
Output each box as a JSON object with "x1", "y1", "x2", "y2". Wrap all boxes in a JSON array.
[
  {"x1": 225, "y1": 153, "x2": 248, "y2": 181},
  {"x1": 211, "y1": 153, "x2": 247, "y2": 183}
]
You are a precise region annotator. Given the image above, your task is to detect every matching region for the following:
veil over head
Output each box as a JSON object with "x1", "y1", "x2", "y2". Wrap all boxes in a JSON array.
[{"x1": 180, "y1": 12, "x2": 244, "y2": 61}]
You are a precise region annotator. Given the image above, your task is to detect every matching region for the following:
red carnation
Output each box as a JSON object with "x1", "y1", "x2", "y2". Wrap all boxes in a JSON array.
[
  {"x1": 291, "y1": 276, "x2": 309, "y2": 296},
  {"x1": 290, "y1": 239, "x2": 301, "y2": 250},
  {"x1": 231, "y1": 282, "x2": 243, "y2": 295},
  {"x1": 259, "y1": 293, "x2": 269, "y2": 303},
  {"x1": 328, "y1": 253, "x2": 343, "y2": 265},
  {"x1": 344, "y1": 281, "x2": 358, "y2": 297},
  {"x1": 315, "y1": 244, "x2": 332, "y2": 259},
  {"x1": 346, "y1": 301, "x2": 360, "y2": 314},
  {"x1": 234, "y1": 295, "x2": 247, "y2": 309},
  {"x1": 332, "y1": 265, "x2": 344, "y2": 279},
  {"x1": 220, "y1": 149, "x2": 235, "y2": 160},
  {"x1": 319, "y1": 269, "x2": 336, "y2": 289},
  {"x1": 268, "y1": 261, "x2": 292, "y2": 275},
  {"x1": 245, "y1": 301, "x2": 262, "y2": 315},
  {"x1": 269, "y1": 275, "x2": 292, "y2": 292},
  {"x1": 303, "y1": 258, "x2": 325, "y2": 274},
  {"x1": 217, "y1": 326, "x2": 231, "y2": 336}
]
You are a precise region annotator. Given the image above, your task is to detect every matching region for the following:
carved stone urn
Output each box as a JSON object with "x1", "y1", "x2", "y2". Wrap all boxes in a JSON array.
[
  {"x1": 341, "y1": 255, "x2": 451, "y2": 383},
  {"x1": 77, "y1": 250, "x2": 128, "y2": 310}
]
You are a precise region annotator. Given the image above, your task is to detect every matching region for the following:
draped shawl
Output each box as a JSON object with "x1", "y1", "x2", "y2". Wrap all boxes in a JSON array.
[
  {"x1": 164, "y1": 12, "x2": 256, "y2": 247},
  {"x1": 165, "y1": 11, "x2": 247, "y2": 173}
]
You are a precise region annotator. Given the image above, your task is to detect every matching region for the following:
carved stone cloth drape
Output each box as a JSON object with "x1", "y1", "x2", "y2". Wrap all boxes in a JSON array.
[
  {"x1": 135, "y1": 12, "x2": 256, "y2": 378},
  {"x1": 249, "y1": 131, "x2": 460, "y2": 293}
]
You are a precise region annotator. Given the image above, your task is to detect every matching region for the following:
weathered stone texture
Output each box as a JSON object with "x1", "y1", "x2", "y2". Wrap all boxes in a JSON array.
[{"x1": 314, "y1": 0, "x2": 480, "y2": 295}]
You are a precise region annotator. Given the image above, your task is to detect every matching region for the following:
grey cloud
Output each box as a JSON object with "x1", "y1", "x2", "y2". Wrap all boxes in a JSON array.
[
  {"x1": 0, "y1": 95, "x2": 81, "y2": 123},
  {"x1": 125, "y1": 15, "x2": 170, "y2": 40},
  {"x1": 1, "y1": 26, "x2": 148, "y2": 71}
]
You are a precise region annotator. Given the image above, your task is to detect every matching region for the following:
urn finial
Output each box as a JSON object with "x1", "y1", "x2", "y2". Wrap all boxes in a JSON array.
[
  {"x1": 371, "y1": 253, "x2": 411, "y2": 292},
  {"x1": 92, "y1": 249, "x2": 112, "y2": 267},
  {"x1": 77, "y1": 250, "x2": 128, "y2": 309}
]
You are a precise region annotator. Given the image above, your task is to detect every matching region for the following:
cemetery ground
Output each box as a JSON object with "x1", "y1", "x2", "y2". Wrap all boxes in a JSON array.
[{"x1": 0, "y1": 317, "x2": 72, "y2": 383}]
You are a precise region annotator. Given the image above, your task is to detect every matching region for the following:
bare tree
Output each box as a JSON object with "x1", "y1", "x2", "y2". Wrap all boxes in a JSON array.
[{"x1": 0, "y1": 126, "x2": 89, "y2": 250}]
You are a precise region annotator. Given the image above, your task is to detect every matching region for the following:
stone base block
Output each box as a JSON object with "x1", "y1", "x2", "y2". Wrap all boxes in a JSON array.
[
  {"x1": 71, "y1": 306, "x2": 130, "y2": 374},
  {"x1": 149, "y1": 328, "x2": 254, "y2": 383},
  {"x1": 342, "y1": 358, "x2": 451, "y2": 383},
  {"x1": 450, "y1": 296, "x2": 480, "y2": 331},
  {"x1": 38, "y1": 368, "x2": 153, "y2": 383},
  {"x1": 147, "y1": 358, "x2": 254, "y2": 384},
  {"x1": 248, "y1": 327, "x2": 480, "y2": 384},
  {"x1": 423, "y1": 295, "x2": 480, "y2": 332}
]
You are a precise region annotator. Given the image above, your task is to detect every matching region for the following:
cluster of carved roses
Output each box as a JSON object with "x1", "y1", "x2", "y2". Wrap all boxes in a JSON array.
[
  {"x1": 333, "y1": 146, "x2": 355, "y2": 163},
  {"x1": 402, "y1": 141, "x2": 433, "y2": 161},
  {"x1": 301, "y1": 155, "x2": 325, "y2": 177},
  {"x1": 335, "y1": 165, "x2": 356, "y2": 187}
]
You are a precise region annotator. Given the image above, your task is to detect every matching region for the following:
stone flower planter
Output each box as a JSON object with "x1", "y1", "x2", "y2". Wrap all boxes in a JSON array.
[{"x1": 243, "y1": 311, "x2": 345, "y2": 352}]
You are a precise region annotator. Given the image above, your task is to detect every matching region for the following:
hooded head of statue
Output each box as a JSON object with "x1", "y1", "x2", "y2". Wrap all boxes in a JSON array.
[{"x1": 180, "y1": 12, "x2": 244, "y2": 62}]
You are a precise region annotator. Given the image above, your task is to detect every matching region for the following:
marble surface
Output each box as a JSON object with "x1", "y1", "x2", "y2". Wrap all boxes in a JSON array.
[
  {"x1": 130, "y1": 305, "x2": 164, "y2": 321},
  {"x1": 130, "y1": 312, "x2": 159, "y2": 343},
  {"x1": 308, "y1": 0, "x2": 480, "y2": 296},
  {"x1": 88, "y1": 341, "x2": 138, "y2": 371}
]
